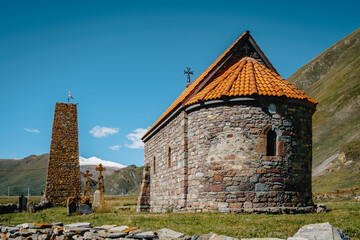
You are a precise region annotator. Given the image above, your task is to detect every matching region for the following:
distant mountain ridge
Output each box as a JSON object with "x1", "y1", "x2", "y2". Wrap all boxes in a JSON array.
[
  {"x1": 287, "y1": 28, "x2": 360, "y2": 192},
  {"x1": 0, "y1": 153, "x2": 143, "y2": 196},
  {"x1": 79, "y1": 156, "x2": 127, "y2": 169}
]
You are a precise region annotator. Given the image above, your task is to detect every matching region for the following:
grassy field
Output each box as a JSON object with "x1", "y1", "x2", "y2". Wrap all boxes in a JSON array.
[{"x1": 0, "y1": 196, "x2": 359, "y2": 239}]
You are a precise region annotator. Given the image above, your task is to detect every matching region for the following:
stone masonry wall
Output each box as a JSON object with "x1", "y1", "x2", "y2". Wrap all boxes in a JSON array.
[
  {"x1": 139, "y1": 112, "x2": 188, "y2": 212},
  {"x1": 139, "y1": 98, "x2": 315, "y2": 213},
  {"x1": 186, "y1": 100, "x2": 314, "y2": 213},
  {"x1": 45, "y1": 103, "x2": 81, "y2": 206}
]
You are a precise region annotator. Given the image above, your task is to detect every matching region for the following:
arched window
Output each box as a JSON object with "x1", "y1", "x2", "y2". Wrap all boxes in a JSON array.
[
  {"x1": 167, "y1": 146, "x2": 172, "y2": 168},
  {"x1": 266, "y1": 130, "x2": 277, "y2": 156},
  {"x1": 153, "y1": 156, "x2": 156, "y2": 174}
]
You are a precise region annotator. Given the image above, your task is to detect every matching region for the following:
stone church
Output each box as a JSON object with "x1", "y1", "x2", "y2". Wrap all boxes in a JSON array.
[{"x1": 137, "y1": 31, "x2": 317, "y2": 213}]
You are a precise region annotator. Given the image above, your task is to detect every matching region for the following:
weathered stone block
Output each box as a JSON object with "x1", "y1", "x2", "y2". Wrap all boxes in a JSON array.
[{"x1": 255, "y1": 183, "x2": 269, "y2": 192}]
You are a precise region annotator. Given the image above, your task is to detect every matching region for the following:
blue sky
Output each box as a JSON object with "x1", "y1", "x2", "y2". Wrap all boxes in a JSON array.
[{"x1": 0, "y1": 0, "x2": 359, "y2": 166}]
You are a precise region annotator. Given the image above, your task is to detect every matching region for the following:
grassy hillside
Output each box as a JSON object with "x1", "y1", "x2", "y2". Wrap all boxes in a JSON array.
[
  {"x1": 0, "y1": 154, "x2": 143, "y2": 196},
  {"x1": 104, "y1": 165, "x2": 144, "y2": 195},
  {"x1": 0, "y1": 154, "x2": 49, "y2": 196},
  {"x1": 287, "y1": 28, "x2": 360, "y2": 192}
]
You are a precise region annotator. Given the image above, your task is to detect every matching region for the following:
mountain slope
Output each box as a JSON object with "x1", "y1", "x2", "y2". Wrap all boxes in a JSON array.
[
  {"x1": 0, "y1": 154, "x2": 142, "y2": 196},
  {"x1": 104, "y1": 165, "x2": 143, "y2": 195},
  {"x1": 0, "y1": 154, "x2": 49, "y2": 196},
  {"x1": 287, "y1": 28, "x2": 360, "y2": 192}
]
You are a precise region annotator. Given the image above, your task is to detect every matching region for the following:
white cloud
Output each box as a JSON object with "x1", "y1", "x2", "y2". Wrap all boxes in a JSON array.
[
  {"x1": 89, "y1": 125, "x2": 119, "y2": 138},
  {"x1": 79, "y1": 156, "x2": 126, "y2": 168},
  {"x1": 24, "y1": 128, "x2": 40, "y2": 133},
  {"x1": 109, "y1": 145, "x2": 121, "y2": 150},
  {"x1": 125, "y1": 127, "x2": 149, "y2": 149}
]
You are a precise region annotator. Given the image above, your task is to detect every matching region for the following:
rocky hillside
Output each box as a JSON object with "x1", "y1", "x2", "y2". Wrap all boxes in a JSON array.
[
  {"x1": 287, "y1": 28, "x2": 360, "y2": 192},
  {"x1": 0, "y1": 154, "x2": 143, "y2": 196},
  {"x1": 104, "y1": 165, "x2": 143, "y2": 195}
]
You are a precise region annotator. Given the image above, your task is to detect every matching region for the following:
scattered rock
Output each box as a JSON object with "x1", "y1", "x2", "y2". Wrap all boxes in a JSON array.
[
  {"x1": 134, "y1": 230, "x2": 156, "y2": 239},
  {"x1": 0, "y1": 203, "x2": 17, "y2": 214},
  {"x1": 109, "y1": 225, "x2": 129, "y2": 232},
  {"x1": 5, "y1": 227, "x2": 20, "y2": 233},
  {"x1": 157, "y1": 228, "x2": 185, "y2": 239},
  {"x1": 191, "y1": 235, "x2": 200, "y2": 240},
  {"x1": 16, "y1": 223, "x2": 29, "y2": 229},
  {"x1": 79, "y1": 203, "x2": 92, "y2": 215},
  {"x1": 53, "y1": 226, "x2": 63, "y2": 235},
  {"x1": 64, "y1": 222, "x2": 91, "y2": 229},
  {"x1": 316, "y1": 204, "x2": 327, "y2": 213},
  {"x1": 28, "y1": 223, "x2": 52, "y2": 229},
  {"x1": 94, "y1": 224, "x2": 116, "y2": 230},
  {"x1": 0, "y1": 222, "x2": 351, "y2": 240},
  {"x1": 293, "y1": 222, "x2": 350, "y2": 240},
  {"x1": 35, "y1": 200, "x2": 52, "y2": 211},
  {"x1": 19, "y1": 229, "x2": 32, "y2": 237},
  {"x1": 199, "y1": 232, "x2": 239, "y2": 240},
  {"x1": 51, "y1": 222, "x2": 63, "y2": 227},
  {"x1": 108, "y1": 232, "x2": 128, "y2": 238}
]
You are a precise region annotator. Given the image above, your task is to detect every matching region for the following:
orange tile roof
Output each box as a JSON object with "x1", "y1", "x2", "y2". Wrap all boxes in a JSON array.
[{"x1": 186, "y1": 57, "x2": 318, "y2": 106}]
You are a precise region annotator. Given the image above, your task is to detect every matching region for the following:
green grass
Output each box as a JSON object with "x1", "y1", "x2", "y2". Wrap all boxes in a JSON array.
[{"x1": 0, "y1": 196, "x2": 359, "y2": 239}]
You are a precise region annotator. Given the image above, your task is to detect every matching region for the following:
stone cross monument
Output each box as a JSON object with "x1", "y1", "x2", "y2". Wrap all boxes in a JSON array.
[
  {"x1": 44, "y1": 102, "x2": 81, "y2": 205},
  {"x1": 95, "y1": 163, "x2": 106, "y2": 207},
  {"x1": 83, "y1": 170, "x2": 92, "y2": 198}
]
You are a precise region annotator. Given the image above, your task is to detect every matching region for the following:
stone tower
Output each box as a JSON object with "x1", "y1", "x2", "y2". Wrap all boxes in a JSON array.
[{"x1": 45, "y1": 102, "x2": 81, "y2": 206}]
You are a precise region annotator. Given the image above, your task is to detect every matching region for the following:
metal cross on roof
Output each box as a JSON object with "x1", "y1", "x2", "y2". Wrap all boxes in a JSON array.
[{"x1": 184, "y1": 67, "x2": 194, "y2": 87}]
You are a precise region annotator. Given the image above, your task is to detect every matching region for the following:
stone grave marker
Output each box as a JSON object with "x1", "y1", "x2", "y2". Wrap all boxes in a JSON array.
[
  {"x1": 18, "y1": 194, "x2": 27, "y2": 212},
  {"x1": 67, "y1": 197, "x2": 77, "y2": 216},
  {"x1": 27, "y1": 202, "x2": 35, "y2": 213},
  {"x1": 79, "y1": 203, "x2": 92, "y2": 214},
  {"x1": 93, "y1": 190, "x2": 101, "y2": 208},
  {"x1": 83, "y1": 170, "x2": 92, "y2": 198},
  {"x1": 95, "y1": 164, "x2": 106, "y2": 208}
]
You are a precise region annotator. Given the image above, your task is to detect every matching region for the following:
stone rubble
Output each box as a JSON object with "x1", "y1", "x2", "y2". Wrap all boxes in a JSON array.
[{"x1": 0, "y1": 222, "x2": 350, "y2": 240}]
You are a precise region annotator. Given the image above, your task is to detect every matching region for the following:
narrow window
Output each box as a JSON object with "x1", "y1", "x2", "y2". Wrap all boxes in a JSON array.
[
  {"x1": 168, "y1": 147, "x2": 172, "y2": 167},
  {"x1": 266, "y1": 130, "x2": 277, "y2": 156},
  {"x1": 153, "y1": 156, "x2": 156, "y2": 174}
]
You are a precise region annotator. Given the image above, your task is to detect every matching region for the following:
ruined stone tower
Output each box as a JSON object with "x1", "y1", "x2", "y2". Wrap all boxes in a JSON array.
[{"x1": 45, "y1": 102, "x2": 81, "y2": 205}]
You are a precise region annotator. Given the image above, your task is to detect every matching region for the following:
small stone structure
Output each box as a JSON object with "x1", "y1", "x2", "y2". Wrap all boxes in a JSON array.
[
  {"x1": 93, "y1": 190, "x2": 101, "y2": 208},
  {"x1": 138, "y1": 31, "x2": 317, "y2": 213},
  {"x1": 18, "y1": 195, "x2": 27, "y2": 212},
  {"x1": 44, "y1": 102, "x2": 81, "y2": 206},
  {"x1": 0, "y1": 204, "x2": 17, "y2": 214}
]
